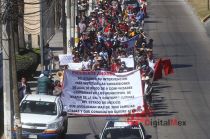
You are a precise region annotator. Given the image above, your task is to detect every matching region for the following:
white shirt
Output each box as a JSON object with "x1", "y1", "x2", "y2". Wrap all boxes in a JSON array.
[
  {"x1": 147, "y1": 58, "x2": 155, "y2": 71},
  {"x1": 99, "y1": 51, "x2": 108, "y2": 61},
  {"x1": 82, "y1": 61, "x2": 89, "y2": 70}
]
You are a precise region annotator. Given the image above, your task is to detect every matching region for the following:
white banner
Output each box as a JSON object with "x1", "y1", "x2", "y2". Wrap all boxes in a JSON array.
[
  {"x1": 61, "y1": 70, "x2": 144, "y2": 116},
  {"x1": 121, "y1": 57, "x2": 134, "y2": 68},
  {"x1": 59, "y1": 54, "x2": 73, "y2": 65},
  {"x1": 68, "y1": 62, "x2": 83, "y2": 70}
]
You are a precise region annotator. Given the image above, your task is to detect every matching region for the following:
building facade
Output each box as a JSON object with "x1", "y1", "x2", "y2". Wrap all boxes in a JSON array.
[{"x1": 24, "y1": 0, "x2": 61, "y2": 48}]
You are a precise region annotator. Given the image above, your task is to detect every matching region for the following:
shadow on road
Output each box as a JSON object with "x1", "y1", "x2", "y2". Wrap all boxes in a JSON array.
[
  {"x1": 145, "y1": 20, "x2": 162, "y2": 24},
  {"x1": 151, "y1": 84, "x2": 178, "y2": 117},
  {"x1": 0, "y1": 87, "x2": 3, "y2": 137},
  {"x1": 172, "y1": 64, "x2": 192, "y2": 69},
  {"x1": 65, "y1": 133, "x2": 91, "y2": 139}
]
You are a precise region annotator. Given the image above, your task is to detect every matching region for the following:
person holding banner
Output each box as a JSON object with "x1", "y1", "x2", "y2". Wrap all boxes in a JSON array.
[
  {"x1": 146, "y1": 49, "x2": 155, "y2": 71},
  {"x1": 111, "y1": 58, "x2": 121, "y2": 72},
  {"x1": 53, "y1": 80, "x2": 62, "y2": 96},
  {"x1": 118, "y1": 61, "x2": 129, "y2": 73},
  {"x1": 92, "y1": 57, "x2": 103, "y2": 71},
  {"x1": 81, "y1": 55, "x2": 90, "y2": 70}
]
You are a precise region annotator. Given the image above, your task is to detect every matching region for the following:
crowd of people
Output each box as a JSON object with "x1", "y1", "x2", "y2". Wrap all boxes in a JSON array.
[
  {"x1": 18, "y1": 0, "x2": 157, "y2": 101},
  {"x1": 72, "y1": 0, "x2": 154, "y2": 74}
]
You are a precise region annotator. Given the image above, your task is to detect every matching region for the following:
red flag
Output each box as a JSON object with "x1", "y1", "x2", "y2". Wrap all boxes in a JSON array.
[
  {"x1": 153, "y1": 59, "x2": 162, "y2": 81},
  {"x1": 162, "y1": 59, "x2": 174, "y2": 76},
  {"x1": 104, "y1": 24, "x2": 111, "y2": 33}
]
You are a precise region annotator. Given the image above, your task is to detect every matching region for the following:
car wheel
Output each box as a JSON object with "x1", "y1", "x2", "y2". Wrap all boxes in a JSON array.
[{"x1": 58, "y1": 133, "x2": 65, "y2": 139}]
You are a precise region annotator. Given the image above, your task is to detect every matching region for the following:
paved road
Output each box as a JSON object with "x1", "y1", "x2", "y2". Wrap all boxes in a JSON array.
[
  {"x1": 0, "y1": 53, "x2": 3, "y2": 135},
  {"x1": 65, "y1": 0, "x2": 210, "y2": 139},
  {"x1": 0, "y1": 53, "x2": 2, "y2": 91}
]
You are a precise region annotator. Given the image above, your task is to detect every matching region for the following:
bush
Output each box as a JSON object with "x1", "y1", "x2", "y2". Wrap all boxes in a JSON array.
[
  {"x1": 32, "y1": 48, "x2": 40, "y2": 55},
  {"x1": 16, "y1": 49, "x2": 40, "y2": 80}
]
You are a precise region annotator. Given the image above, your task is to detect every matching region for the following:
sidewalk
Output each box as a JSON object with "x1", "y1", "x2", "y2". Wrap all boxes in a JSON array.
[
  {"x1": 205, "y1": 19, "x2": 210, "y2": 36},
  {"x1": 28, "y1": 29, "x2": 64, "y2": 93}
]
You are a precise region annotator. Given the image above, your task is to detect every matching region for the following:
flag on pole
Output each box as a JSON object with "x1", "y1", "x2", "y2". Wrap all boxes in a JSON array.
[
  {"x1": 162, "y1": 59, "x2": 174, "y2": 76},
  {"x1": 153, "y1": 59, "x2": 163, "y2": 81},
  {"x1": 121, "y1": 35, "x2": 139, "y2": 49}
]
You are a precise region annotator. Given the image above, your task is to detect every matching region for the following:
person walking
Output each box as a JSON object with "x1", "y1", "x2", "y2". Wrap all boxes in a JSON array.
[
  {"x1": 18, "y1": 76, "x2": 31, "y2": 102},
  {"x1": 43, "y1": 43, "x2": 54, "y2": 73}
]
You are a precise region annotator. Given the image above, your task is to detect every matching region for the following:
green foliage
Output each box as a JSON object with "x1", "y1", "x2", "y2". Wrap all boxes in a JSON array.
[
  {"x1": 32, "y1": 48, "x2": 40, "y2": 55},
  {"x1": 16, "y1": 50, "x2": 40, "y2": 80}
]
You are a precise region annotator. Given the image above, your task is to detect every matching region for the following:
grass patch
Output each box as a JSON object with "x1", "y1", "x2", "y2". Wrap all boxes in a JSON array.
[{"x1": 188, "y1": 0, "x2": 210, "y2": 19}]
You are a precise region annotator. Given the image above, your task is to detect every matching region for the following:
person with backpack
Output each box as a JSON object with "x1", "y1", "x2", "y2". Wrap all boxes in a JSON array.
[{"x1": 37, "y1": 71, "x2": 52, "y2": 95}]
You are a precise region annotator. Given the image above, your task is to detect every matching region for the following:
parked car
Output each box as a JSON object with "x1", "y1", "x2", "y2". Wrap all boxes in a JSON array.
[
  {"x1": 95, "y1": 121, "x2": 152, "y2": 139},
  {"x1": 14, "y1": 94, "x2": 68, "y2": 139}
]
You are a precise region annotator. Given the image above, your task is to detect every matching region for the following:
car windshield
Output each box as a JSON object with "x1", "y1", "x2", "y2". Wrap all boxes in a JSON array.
[
  {"x1": 102, "y1": 128, "x2": 142, "y2": 139},
  {"x1": 20, "y1": 100, "x2": 57, "y2": 115}
]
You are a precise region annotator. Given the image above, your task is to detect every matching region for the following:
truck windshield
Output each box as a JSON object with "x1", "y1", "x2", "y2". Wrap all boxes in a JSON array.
[{"x1": 20, "y1": 100, "x2": 57, "y2": 115}]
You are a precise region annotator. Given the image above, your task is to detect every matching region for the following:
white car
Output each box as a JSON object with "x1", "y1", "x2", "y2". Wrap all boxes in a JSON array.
[
  {"x1": 17, "y1": 94, "x2": 68, "y2": 139},
  {"x1": 95, "y1": 121, "x2": 152, "y2": 139}
]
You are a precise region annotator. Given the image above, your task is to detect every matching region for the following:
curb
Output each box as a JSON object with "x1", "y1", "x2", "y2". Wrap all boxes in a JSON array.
[{"x1": 201, "y1": 14, "x2": 210, "y2": 23}]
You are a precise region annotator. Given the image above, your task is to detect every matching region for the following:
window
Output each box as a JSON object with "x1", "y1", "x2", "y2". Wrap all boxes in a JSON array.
[
  {"x1": 102, "y1": 128, "x2": 142, "y2": 139},
  {"x1": 20, "y1": 100, "x2": 57, "y2": 115}
]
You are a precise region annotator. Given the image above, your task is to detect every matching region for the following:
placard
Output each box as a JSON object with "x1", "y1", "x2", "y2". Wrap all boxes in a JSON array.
[
  {"x1": 59, "y1": 54, "x2": 73, "y2": 65},
  {"x1": 61, "y1": 70, "x2": 144, "y2": 116}
]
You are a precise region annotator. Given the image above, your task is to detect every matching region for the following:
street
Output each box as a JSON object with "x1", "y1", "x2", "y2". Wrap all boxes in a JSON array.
[
  {"x1": 0, "y1": 53, "x2": 2, "y2": 91},
  {"x1": 0, "y1": 52, "x2": 3, "y2": 136},
  {"x1": 65, "y1": 0, "x2": 210, "y2": 139}
]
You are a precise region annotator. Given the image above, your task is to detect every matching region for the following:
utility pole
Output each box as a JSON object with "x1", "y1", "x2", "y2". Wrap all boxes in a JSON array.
[
  {"x1": 40, "y1": 0, "x2": 44, "y2": 72},
  {"x1": 1, "y1": 0, "x2": 13, "y2": 138},
  {"x1": 75, "y1": 0, "x2": 79, "y2": 48},
  {"x1": 70, "y1": 0, "x2": 75, "y2": 49},
  {"x1": 66, "y1": 0, "x2": 71, "y2": 54},
  {"x1": 62, "y1": 0, "x2": 67, "y2": 54},
  {"x1": 9, "y1": 13, "x2": 22, "y2": 139}
]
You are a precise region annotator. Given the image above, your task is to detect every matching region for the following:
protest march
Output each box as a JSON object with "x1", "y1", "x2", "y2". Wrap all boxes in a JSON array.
[{"x1": 58, "y1": 0, "x2": 174, "y2": 116}]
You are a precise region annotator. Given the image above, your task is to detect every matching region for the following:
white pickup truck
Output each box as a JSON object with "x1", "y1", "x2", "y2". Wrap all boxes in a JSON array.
[{"x1": 17, "y1": 94, "x2": 68, "y2": 139}]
